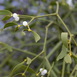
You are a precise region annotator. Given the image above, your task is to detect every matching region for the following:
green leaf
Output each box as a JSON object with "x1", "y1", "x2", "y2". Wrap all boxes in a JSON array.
[
  {"x1": 61, "y1": 32, "x2": 68, "y2": 48},
  {"x1": 0, "y1": 10, "x2": 12, "y2": 15},
  {"x1": 57, "y1": 45, "x2": 68, "y2": 61},
  {"x1": 4, "y1": 22, "x2": 17, "y2": 28},
  {"x1": 64, "y1": 54, "x2": 72, "y2": 64},
  {"x1": 31, "y1": 31, "x2": 41, "y2": 42},
  {"x1": 9, "y1": 61, "x2": 35, "y2": 77},
  {"x1": 26, "y1": 57, "x2": 32, "y2": 64},
  {"x1": 2, "y1": 16, "x2": 11, "y2": 21}
]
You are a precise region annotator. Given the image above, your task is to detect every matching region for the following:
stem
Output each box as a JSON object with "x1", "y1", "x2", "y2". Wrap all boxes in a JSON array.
[
  {"x1": 27, "y1": 17, "x2": 35, "y2": 29},
  {"x1": 23, "y1": 64, "x2": 30, "y2": 74},
  {"x1": 23, "y1": 51, "x2": 44, "y2": 74},
  {"x1": 20, "y1": 36, "x2": 57, "y2": 47},
  {"x1": 57, "y1": 14, "x2": 77, "y2": 46},
  {"x1": 43, "y1": 22, "x2": 53, "y2": 56},
  {"x1": 70, "y1": 65, "x2": 77, "y2": 77},
  {"x1": 35, "y1": 13, "x2": 56, "y2": 18},
  {"x1": 70, "y1": 14, "x2": 77, "y2": 27},
  {"x1": 28, "y1": 17, "x2": 35, "y2": 25},
  {"x1": 62, "y1": 60, "x2": 65, "y2": 77},
  {"x1": 0, "y1": 54, "x2": 12, "y2": 68},
  {"x1": 45, "y1": 57, "x2": 57, "y2": 77},
  {"x1": 57, "y1": 14, "x2": 71, "y2": 35},
  {"x1": 74, "y1": 71, "x2": 77, "y2": 77},
  {"x1": 13, "y1": 47, "x2": 37, "y2": 57},
  {"x1": 67, "y1": 64, "x2": 70, "y2": 74},
  {"x1": 32, "y1": 51, "x2": 44, "y2": 61},
  {"x1": 19, "y1": 15, "x2": 33, "y2": 18},
  {"x1": 56, "y1": 1, "x2": 59, "y2": 14},
  {"x1": 48, "y1": 62, "x2": 54, "y2": 77}
]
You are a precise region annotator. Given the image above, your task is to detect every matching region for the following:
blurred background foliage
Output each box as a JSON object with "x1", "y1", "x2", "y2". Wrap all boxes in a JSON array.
[{"x1": 0, "y1": 0, "x2": 77, "y2": 77}]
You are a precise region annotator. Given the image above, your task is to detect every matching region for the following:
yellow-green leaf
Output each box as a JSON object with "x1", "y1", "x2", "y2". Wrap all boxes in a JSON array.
[
  {"x1": 31, "y1": 31, "x2": 41, "y2": 42},
  {"x1": 4, "y1": 22, "x2": 17, "y2": 28},
  {"x1": 57, "y1": 45, "x2": 68, "y2": 61},
  {"x1": 61, "y1": 32, "x2": 68, "y2": 48},
  {"x1": 26, "y1": 57, "x2": 32, "y2": 64},
  {"x1": 0, "y1": 10, "x2": 12, "y2": 15},
  {"x1": 64, "y1": 54, "x2": 72, "y2": 64}
]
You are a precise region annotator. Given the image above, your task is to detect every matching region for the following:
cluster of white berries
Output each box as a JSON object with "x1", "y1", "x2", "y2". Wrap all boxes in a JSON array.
[
  {"x1": 39, "y1": 68, "x2": 47, "y2": 76},
  {"x1": 12, "y1": 13, "x2": 28, "y2": 27},
  {"x1": 12, "y1": 13, "x2": 20, "y2": 21}
]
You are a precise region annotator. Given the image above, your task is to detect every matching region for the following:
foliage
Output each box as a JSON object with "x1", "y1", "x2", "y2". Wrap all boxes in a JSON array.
[{"x1": 0, "y1": 0, "x2": 77, "y2": 77}]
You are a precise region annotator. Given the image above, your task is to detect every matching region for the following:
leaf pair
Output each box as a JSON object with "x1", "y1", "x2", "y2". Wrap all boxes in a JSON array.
[
  {"x1": 57, "y1": 32, "x2": 72, "y2": 64},
  {"x1": 0, "y1": 10, "x2": 12, "y2": 21}
]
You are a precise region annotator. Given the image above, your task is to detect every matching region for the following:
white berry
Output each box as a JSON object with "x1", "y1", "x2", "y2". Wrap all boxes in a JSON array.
[
  {"x1": 39, "y1": 68, "x2": 47, "y2": 76},
  {"x1": 15, "y1": 17, "x2": 20, "y2": 21},
  {"x1": 12, "y1": 13, "x2": 18, "y2": 18},
  {"x1": 43, "y1": 69, "x2": 47, "y2": 74},
  {"x1": 23, "y1": 21, "x2": 28, "y2": 26},
  {"x1": 40, "y1": 68, "x2": 43, "y2": 72}
]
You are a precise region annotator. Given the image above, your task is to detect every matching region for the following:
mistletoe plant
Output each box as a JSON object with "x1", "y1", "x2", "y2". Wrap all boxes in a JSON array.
[{"x1": 0, "y1": 1, "x2": 77, "y2": 77}]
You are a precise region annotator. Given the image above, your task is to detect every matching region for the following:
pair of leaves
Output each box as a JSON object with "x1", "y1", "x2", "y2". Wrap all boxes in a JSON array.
[
  {"x1": 0, "y1": 10, "x2": 18, "y2": 29},
  {"x1": 61, "y1": 32, "x2": 72, "y2": 64},
  {"x1": 0, "y1": 10, "x2": 12, "y2": 21},
  {"x1": 57, "y1": 45, "x2": 68, "y2": 61},
  {"x1": 9, "y1": 61, "x2": 35, "y2": 77}
]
